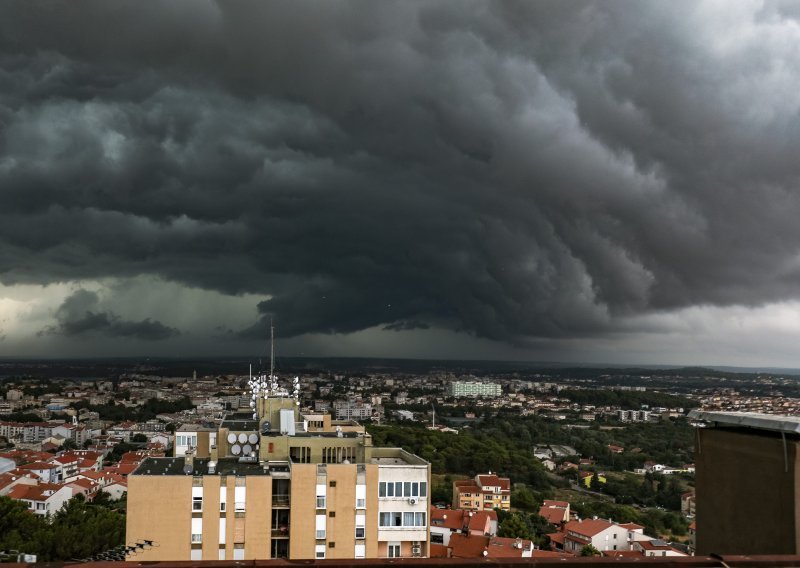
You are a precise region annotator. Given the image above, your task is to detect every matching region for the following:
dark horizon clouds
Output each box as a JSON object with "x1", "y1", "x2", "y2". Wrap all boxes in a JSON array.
[{"x1": 3, "y1": 1, "x2": 800, "y2": 363}]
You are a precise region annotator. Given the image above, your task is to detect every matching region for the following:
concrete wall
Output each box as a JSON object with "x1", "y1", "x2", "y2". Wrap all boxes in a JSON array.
[{"x1": 696, "y1": 428, "x2": 800, "y2": 555}]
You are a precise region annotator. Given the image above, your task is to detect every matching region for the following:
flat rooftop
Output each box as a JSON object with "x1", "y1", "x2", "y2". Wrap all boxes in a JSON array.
[
  {"x1": 220, "y1": 418, "x2": 259, "y2": 431},
  {"x1": 688, "y1": 410, "x2": 800, "y2": 435},
  {"x1": 133, "y1": 457, "x2": 271, "y2": 477}
]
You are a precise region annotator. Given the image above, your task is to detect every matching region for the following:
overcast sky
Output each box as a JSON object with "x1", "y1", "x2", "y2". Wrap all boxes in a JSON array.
[{"x1": 3, "y1": 1, "x2": 800, "y2": 366}]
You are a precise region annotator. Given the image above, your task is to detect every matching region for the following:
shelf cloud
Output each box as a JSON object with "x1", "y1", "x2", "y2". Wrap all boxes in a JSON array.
[{"x1": 2, "y1": 1, "x2": 800, "y2": 362}]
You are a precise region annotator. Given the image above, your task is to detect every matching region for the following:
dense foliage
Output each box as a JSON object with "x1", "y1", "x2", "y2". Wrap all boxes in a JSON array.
[
  {"x1": 0, "y1": 494, "x2": 125, "y2": 561},
  {"x1": 70, "y1": 396, "x2": 193, "y2": 422}
]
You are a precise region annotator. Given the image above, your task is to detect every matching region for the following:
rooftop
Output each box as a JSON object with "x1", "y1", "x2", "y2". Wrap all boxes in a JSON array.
[
  {"x1": 688, "y1": 410, "x2": 800, "y2": 435},
  {"x1": 132, "y1": 457, "x2": 273, "y2": 477}
]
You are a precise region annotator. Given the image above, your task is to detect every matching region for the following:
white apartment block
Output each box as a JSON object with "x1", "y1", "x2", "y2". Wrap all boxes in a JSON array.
[{"x1": 447, "y1": 381, "x2": 502, "y2": 398}]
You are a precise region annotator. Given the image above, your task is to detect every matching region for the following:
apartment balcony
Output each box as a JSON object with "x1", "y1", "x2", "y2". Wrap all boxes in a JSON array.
[
  {"x1": 270, "y1": 526, "x2": 289, "y2": 538},
  {"x1": 271, "y1": 494, "x2": 290, "y2": 507}
]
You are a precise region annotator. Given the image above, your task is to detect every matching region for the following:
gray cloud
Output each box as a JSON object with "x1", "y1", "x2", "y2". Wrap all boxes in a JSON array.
[
  {"x1": 2, "y1": 1, "x2": 800, "y2": 353},
  {"x1": 42, "y1": 290, "x2": 179, "y2": 341}
]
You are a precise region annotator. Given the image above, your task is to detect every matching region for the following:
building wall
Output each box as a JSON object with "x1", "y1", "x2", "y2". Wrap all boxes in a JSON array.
[
  {"x1": 127, "y1": 476, "x2": 192, "y2": 560},
  {"x1": 696, "y1": 428, "x2": 800, "y2": 555},
  {"x1": 243, "y1": 476, "x2": 271, "y2": 559}
]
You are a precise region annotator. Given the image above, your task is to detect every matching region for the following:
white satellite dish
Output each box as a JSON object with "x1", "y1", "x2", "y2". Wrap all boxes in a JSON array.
[
  {"x1": 227, "y1": 433, "x2": 237, "y2": 444},
  {"x1": 248, "y1": 433, "x2": 258, "y2": 444},
  {"x1": 231, "y1": 444, "x2": 242, "y2": 455},
  {"x1": 243, "y1": 444, "x2": 252, "y2": 455},
  {"x1": 238, "y1": 433, "x2": 247, "y2": 444}
]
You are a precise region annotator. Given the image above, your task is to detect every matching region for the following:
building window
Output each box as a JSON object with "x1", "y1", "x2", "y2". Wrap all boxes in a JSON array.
[
  {"x1": 192, "y1": 496, "x2": 203, "y2": 511},
  {"x1": 329, "y1": 480, "x2": 337, "y2": 487},
  {"x1": 328, "y1": 542, "x2": 335, "y2": 549},
  {"x1": 379, "y1": 482, "x2": 386, "y2": 497},
  {"x1": 220, "y1": 502, "x2": 226, "y2": 512},
  {"x1": 388, "y1": 543, "x2": 401, "y2": 558},
  {"x1": 316, "y1": 496, "x2": 326, "y2": 509},
  {"x1": 356, "y1": 498, "x2": 366, "y2": 508},
  {"x1": 329, "y1": 511, "x2": 336, "y2": 517},
  {"x1": 355, "y1": 527, "x2": 365, "y2": 539},
  {"x1": 315, "y1": 546, "x2": 326, "y2": 559},
  {"x1": 191, "y1": 534, "x2": 202, "y2": 543}
]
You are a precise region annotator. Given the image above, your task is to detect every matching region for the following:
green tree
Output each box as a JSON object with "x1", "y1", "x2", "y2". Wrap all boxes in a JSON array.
[
  {"x1": 581, "y1": 544, "x2": 600, "y2": 556},
  {"x1": 0, "y1": 496, "x2": 46, "y2": 553},
  {"x1": 590, "y1": 472, "x2": 602, "y2": 492},
  {"x1": 131, "y1": 433, "x2": 148, "y2": 443},
  {"x1": 511, "y1": 486, "x2": 537, "y2": 511},
  {"x1": 498, "y1": 512, "x2": 532, "y2": 539}
]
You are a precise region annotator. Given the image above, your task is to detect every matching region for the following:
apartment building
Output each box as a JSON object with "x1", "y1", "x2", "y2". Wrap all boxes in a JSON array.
[
  {"x1": 452, "y1": 472, "x2": 511, "y2": 511},
  {"x1": 447, "y1": 381, "x2": 502, "y2": 398},
  {"x1": 127, "y1": 393, "x2": 430, "y2": 561}
]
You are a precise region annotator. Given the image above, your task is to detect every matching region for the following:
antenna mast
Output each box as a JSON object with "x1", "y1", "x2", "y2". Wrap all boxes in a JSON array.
[{"x1": 270, "y1": 319, "x2": 275, "y2": 381}]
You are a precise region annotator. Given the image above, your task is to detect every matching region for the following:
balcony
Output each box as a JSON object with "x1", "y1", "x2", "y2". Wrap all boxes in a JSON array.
[
  {"x1": 272, "y1": 494, "x2": 290, "y2": 507},
  {"x1": 270, "y1": 526, "x2": 289, "y2": 538}
]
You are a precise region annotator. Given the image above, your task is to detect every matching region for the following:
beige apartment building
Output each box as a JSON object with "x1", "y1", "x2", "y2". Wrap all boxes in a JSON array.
[
  {"x1": 127, "y1": 395, "x2": 430, "y2": 560},
  {"x1": 452, "y1": 472, "x2": 511, "y2": 511}
]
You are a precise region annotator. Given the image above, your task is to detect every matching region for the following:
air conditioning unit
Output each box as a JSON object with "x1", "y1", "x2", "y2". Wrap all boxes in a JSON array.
[
  {"x1": 411, "y1": 546, "x2": 421, "y2": 556},
  {"x1": 408, "y1": 497, "x2": 418, "y2": 505}
]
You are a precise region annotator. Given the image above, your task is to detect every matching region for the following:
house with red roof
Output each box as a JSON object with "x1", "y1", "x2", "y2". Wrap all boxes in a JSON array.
[
  {"x1": 632, "y1": 538, "x2": 687, "y2": 557},
  {"x1": 64, "y1": 477, "x2": 100, "y2": 500},
  {"x1": 430, "y1": 508, "x2": 497, "y2": 546},
  {"x1": 0, "y1": 470, "x2": 38, "y2": 496},
  {"x1": 539, "y1": 499, "x2": 570, "y2": 525},
  {"x1": 556, "y1": 518, "x2": 632, "y2": 554},
  {"x1": 17, "y1": 461, "x2": 59, "y2": 483},
  {"x1": 8, "y1": 482, "x2": 73, "y2": 516},
  {"x1": 452, "y1": 472, "x2": 511, "y2": 511},
  {"x1": 447, "y1": 533, "x2": 535, "y2": 558}
]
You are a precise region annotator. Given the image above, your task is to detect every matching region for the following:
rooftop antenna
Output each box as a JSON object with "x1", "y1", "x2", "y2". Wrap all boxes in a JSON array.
[{"x1": 270, "y1": 318, "x2": 275, "y2": 384}]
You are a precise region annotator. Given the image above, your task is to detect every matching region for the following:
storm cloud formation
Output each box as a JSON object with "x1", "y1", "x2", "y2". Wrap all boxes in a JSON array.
[
  {"x1": 42, "y1": 290, "x2": 179, "y2": 341},
  {"x1": 2, "y1": 1, "x2": 800, "y2": 356}
]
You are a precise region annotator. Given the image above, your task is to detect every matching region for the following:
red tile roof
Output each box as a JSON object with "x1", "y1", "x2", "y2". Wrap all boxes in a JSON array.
[
  {"x1": 8, "y1": 482, "x2": 64, "y2": 502},
  {"x1": 564, "y1": 519, "x2": 614, "y2": 538},
  {"x1": 476, "y1": 474, "x2": 510, "y2": 491}
]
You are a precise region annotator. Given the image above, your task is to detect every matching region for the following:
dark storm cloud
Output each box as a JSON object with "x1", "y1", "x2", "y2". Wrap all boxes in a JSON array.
[
  {"x1": 3, "y1": 1, "x2": 800, "y2": 345},
  {"x1": 42, "y1": 290, "x2": 179, "y2": 341}
]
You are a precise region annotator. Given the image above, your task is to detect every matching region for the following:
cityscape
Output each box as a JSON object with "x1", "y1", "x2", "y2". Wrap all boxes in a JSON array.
[
  {"x1": 4, "y1": 0, "x2": 800, "y2": 566},
  {"x1": 1, "y1": 357, "x2": 800, "y2": 562}
]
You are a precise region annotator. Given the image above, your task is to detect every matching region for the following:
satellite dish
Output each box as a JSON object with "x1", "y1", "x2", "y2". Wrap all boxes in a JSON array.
[
  {"x1": 238, "y1": 433, "x2": 247, "y2": 444},
  {"x1": 261, "y1": 421, "x2": 271, "y2": 434},
  {"x1": 243, "y1": 444, "x2": 252, "y2": 455},
  {"x1": 231, "y1": 444, "x2": 241, "y2": 455},
  {"x1": 227, "y1": 433, "x2": 237, "y2": 444},
  {"x1": 183, "y1": 463, "x2": 193, "y2": 475},
  {"x1": 249, "y1": 401, "x2": 255, "y2": 408},
  {"x1": 248, "y1": 433, "x2": 258, "y2": 444}
]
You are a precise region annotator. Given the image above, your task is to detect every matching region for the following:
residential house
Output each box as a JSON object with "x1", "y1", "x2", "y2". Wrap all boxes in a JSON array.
[
  {"x1": 430, "y1": 508, "x2": 497, "y2": 546},
  {"x1": 556, "y1": 519, "x2": 629, "y2": 554},
  {"x1": 452, "y1": 473, "x2": 511, "y2": 511},
  {"x1": 632, "y1": 539, "x2": 687, "y2": 557},
  {"x1": 8, "y1": 483, "x2": 74, "y2": 516},
  {"x1": 539, "y1": 500, "x2": 570, "y2": 525}
]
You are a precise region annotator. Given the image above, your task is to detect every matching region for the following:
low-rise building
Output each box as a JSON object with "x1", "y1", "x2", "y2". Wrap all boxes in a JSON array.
[{"x1": 452, "y1": 473, "x2": 511, "y2": 511}]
